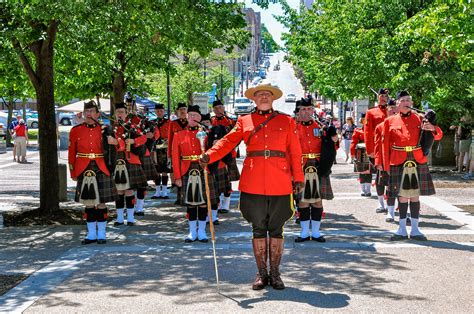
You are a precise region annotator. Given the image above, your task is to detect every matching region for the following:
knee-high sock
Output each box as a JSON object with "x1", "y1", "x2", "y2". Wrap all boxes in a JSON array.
[
  {"x1": 311, "y1": 220, "x2": 322, "y2": 238},
  {"x1": 135, "y1": 199, "x2": 144, "y2": 212},
  {"x1": 187, "y1": 220, "x2": 197, "y2": 240},
  {"x1": 86, "y1": 222, "x2": 97, "y2": 240},
  {"x1": 299, "y1": 220, "x2": 310, "y2": 238},
  {"x1": 197, "y1": 220, "x2": 208, "y2": 240},
  {"x1": 97, "y1": 221, "x2": 106, "y2": 240},
  {"x1": 116, "y1": 208, "x2": 124, "y2": 223},
  {"x1": 387, "y1": 197, "x2": 396, "y2": 219},
  {"x1": 222, "y1": 196, "x2": 231, "y2": 210},
  {"x1": 377, "y1": 196, "x2": 385, "y2": 209}
]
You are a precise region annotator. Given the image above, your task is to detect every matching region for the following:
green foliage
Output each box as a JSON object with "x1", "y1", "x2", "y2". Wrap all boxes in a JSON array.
[
  {"x1": 280, "y1": 0, "x2": 473, "y2": 127},
  {"x1": 262, "y1": 24, "x2": 281, "y2": 53}
]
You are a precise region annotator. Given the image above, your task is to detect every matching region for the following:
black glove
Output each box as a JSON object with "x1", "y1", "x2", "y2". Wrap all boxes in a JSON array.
[{"x1": 199, "y1": 154, "x2": 210, "y2": 168}]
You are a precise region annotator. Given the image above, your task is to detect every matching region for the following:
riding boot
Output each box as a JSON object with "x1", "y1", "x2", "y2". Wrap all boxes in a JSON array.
[
  {"x1": 252, "y1": 238, "x2": 269, "y2": 290},
  {"x1": 269, "y1": 237, "x2": 285, "y2": 290}
]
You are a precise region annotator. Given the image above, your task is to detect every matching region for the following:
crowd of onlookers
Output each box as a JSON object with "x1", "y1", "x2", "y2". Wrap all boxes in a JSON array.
[{"x1": 450, "y1": 115, "x2": 473, "y2": 180}]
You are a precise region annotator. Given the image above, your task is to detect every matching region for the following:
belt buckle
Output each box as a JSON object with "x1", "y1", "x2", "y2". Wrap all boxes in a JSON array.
[
  {"x1": 309, "y1": 153, "x2": 315, "y2": 159},
  {"x1": 89, "y1": 153, "x2": 95, "y2": 158},
  {"x1": 406, "y1": 146, "x2": 413, "y2": 152},
  {"x1": 264, "y1": 149, "x2": 270, "y2": 159}
]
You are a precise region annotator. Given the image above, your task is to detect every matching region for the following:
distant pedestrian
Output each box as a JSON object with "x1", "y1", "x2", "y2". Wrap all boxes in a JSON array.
[
  {"x1": 73, "y1": 111, "x2": 84, "y2": 125},
  {"x1": 458, "y1": 115, "x2": 472, "y2": 173},
  {"x1": 8, "y1": 114, "x2": 22, "y2": 162},
  {"x1": 13, "y1": 119, "x2": 28, "y2": 163},
  {"x1": 341, "y1": 117, "x2": 355, "y2": 162}
]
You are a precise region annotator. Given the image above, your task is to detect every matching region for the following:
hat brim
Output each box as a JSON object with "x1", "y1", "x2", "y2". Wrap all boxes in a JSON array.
[{"x1": 244, "y1": 85, "x2": 283, "y2": 101}]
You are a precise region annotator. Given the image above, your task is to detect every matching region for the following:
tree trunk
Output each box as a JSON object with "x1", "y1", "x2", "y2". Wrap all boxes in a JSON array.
[
  {"x1": 6, "y1": 100, "x2": 14, "y2": 145},
  {"x1": 112, "y1": 71, "x2": 126, "y2": 107}
]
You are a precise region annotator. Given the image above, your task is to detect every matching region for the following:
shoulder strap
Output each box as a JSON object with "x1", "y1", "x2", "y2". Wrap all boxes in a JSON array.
[{"x1": 245, "y1": 111, "x2": 279, "y2": 145}]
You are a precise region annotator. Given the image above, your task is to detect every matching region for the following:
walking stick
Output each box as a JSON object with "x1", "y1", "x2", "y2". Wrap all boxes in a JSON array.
[{"x1": 196, "y1": 128, "x2": 220, "y2": 291}]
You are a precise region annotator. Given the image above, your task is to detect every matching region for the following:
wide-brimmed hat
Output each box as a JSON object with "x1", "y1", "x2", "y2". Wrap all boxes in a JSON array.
[{"x1": 244, "y1": 80, "x2": 283, "y2": 101}]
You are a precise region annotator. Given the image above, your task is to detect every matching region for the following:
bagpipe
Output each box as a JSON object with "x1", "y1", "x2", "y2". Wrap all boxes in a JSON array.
[
  {"x1": 92, "y1": 117, "x2": 117, "y2": 174},
  {"x1": 409, "y1": 107, "x2": 437, "y2": 156},
  {"x1": 201, "y1": 123, "x2": 234, "y2": 176},
  {"x1": 115, "y1": 114, "x2": 147, "y2": 158}
]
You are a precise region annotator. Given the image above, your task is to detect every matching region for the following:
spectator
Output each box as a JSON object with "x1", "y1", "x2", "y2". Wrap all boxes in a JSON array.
[
  {"x1": 8, "y1": 114, "x2": 22, "y2": 162},
  {"x1": 449, "y1": 123, "x2": 461, "y2": 171},
  {"x1": 72, "y1": 111, "x2": 84, "y2": 125},
  {"x1": 462, "y1": 129, "x2": 474, "y2": 180},
  {"x1": 13, "y1": 119, "x2": 28, "y2": 163},
  {"x1": 341, "y1": 117, "x2": 356, "y2": 163},
  {"x1": 458, "y1": 115, "x2": 472, "y2": 173}
]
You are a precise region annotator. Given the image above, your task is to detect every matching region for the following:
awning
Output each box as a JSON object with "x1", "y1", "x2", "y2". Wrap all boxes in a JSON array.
[{"x1": 57, "y1": 98, "x2": 111, "y2": 113}]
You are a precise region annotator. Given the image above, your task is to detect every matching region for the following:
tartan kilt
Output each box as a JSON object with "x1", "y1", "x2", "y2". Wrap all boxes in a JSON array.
[
  {"x1": 141, "y1": 155, "x2": 158, "y2": 181},
  {"x1": 388, "y1": 160, "x2": 435, "y2": 198},
  {"x1": 213, "y1": 166, "x2": 232, "y2": 195},
  {"x1": 304, "y1": 159, "x2": 334, "y2": 200},
  {"x1": 359, "y1": 173, "x2": 372, "y2": 184},
  {"x1": 126, "y1": 163, "x2": 148, "y2": 190},
  {"x1": 375, "y1": 169, "x2": 390, "y2": 186},
  {"x1": 75, "y1": 161, "x2": 117, "y2": 204},
  {"x1": 227, "y1": 158, "x2": 240, "y2": 181},
  {"x1": 154, "y1": 148, "x2": 170, "y2": 173},
  {"x1": 182, "y1": 162, "x2": 219, "y2": 205}
]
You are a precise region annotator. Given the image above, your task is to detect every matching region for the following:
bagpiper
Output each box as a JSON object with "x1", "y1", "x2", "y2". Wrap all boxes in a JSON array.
[
  {"x1": 172, "y1": 106, "x2": 218, "y2": 243},
  {"x1": 210, "y1": 99, "x2": 240, "y2": 213},
  {"x1": 365, "y1": 88, "x2": 389, "y2": 211},
  {"x1": 168, "y1": 102, "x2": 188, "y2": 205},
  {"x1": 111, "y1": 102, "x2": 148, "y2": 226},
  {"x1": 374, "y1": 99, "x2": 398, "y2": 222},
  {"x1": 200, "y1": 80, "x2": 304, "y2": 290},
  {"x1": 151, "y1": 103, "x2": 171, "y2": 199},
  {"x1": 382, "y1": 91, "x2": 443, "y2": 241},
  {"x1": 350, "y1": 114, "x2": 372, "y2": 196},
  {"x1": 68, "y1": 100, "x2": 117, "y2": 244},
  {"x1": 295, "y1": 98, "x2": 338, "y2": 243}
]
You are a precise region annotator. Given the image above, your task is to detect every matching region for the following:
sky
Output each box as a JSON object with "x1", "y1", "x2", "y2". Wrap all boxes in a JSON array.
[{"x1": 244, "y1": 0, "x2": 301, "y2": 47}]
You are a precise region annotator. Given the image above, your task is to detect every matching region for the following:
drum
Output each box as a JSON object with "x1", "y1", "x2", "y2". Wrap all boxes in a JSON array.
[{"x1": 354, "y1": 143, "x2": 370, "y2": 172}]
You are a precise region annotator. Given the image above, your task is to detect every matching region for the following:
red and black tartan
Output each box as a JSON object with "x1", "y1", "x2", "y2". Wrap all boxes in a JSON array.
[
  {"x1": 375, "y1": 169, "x2": 390, "y2": 186},
  {"x1": 359, "y1": 173, "x2": 372, "y2": 184},
  {"x1": 75, "y1": 161, "x2": 117, "y2": 203},
  {"x1": 154, "y1": 147, "x2": 170, "y2": 173},
  {"x1": 213, "y1": 166, "x2": 232, "y2": 195},
  {"x1": 304, "y1": 159, "x2": 334, "y2": 200},
  {"x1": 141, "y1": 155, "x2": 158, "y2": 181},
  {"x1": 227, "y1": 158, "x2": 240, "y2": 181},
  {"x1": 182, "y1": 162, "x2": 219, "y2": 205},
  {"x1": 388, "y1": 157, "x2": 435, "y2": 198}
]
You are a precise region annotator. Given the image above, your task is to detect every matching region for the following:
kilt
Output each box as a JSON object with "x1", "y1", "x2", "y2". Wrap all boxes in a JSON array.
[
  {"x1": 304, "y1": 159, "x2": 333, "y2": 200},
  {"x1": 141, "y1": 155, "x2": 158, "y2": 181},
  {"x1": 213, "y1": 166, "x2": 232, "y2": 195},
  {"x1": 182, "y1": 162, "x2": 219, "y2": 205},
  {"x1": 388, "y1": 159, "x2": 435, "y2": 198},
  {"x1": 359, "y1": 173, "x2": 372, "y2": 184},
  {"x1": 116, "y1": 152, "x2": 148, "y2": 190},
  {"x1": 375, "y1": 169, "x2": 389, "y2": 187},
  {"x1": 227, "y1": 158, "x2": 240, "y2": 181},
  {"x1": 75, "y1": 161, "x2": 117, "y2": 203},
  {"x1": 154, "y1": 147, "x2": 170, "y2": 173}
]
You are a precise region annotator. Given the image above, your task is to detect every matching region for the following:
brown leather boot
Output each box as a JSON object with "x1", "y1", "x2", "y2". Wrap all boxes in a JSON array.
[
  {"x1": 252, "y1": 238, "x2": 269, "y2": 290},
  {"x1": 269, "y1": 237, "x2": 285, "y2": 290}
]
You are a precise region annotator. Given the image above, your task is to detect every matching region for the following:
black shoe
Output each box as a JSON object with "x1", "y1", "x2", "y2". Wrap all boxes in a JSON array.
[
  {"x1": 218, "y1": 209, "x2": 229, "y2": 214},
  {"x1": 295, "y1": 218, "x2": 300, "y2": 225},
  {"x1": 81, "y1": 239, "x2": 97, "y2": 245},
  {"x1": 361, "y1": 193, "x2": 366, "y2": 196},
  {"x1": 151, "y1": 195, "x2": 160, "y2": 199},
  {"x1": 312, "y1": 236, "x2": 326, "y2": 242},
  {"x1": 294, "y1": 236, "x2": 310, "y2": 243},
  {"x1": 198, "y1": 238, "x2": 209, "y2": 243},
  {"x1": 161, "y1": 195, "x2": 169, "y2": 199},
  {"x1": 406, "y1": 218, "x2": 411, "y2": 226},
  {"x1": 462, "y1": 166, "x2": 467, "y2": 172},
  {"x1": 184, "y1": 238, "x2": 196, "y2": 243},
  {"x1": 127, "y1": 222, "x2": 135, "y2": 226},
  {"x1": 97, "y1": 239, "x2": 107, "y2": 244},
  {"x1": 410, "y1": 234, "x2": 427, "y2": 241},
  {"x1": 385, "y1": 217, "x2": 395, "y2": 223},
  {"x1": 390, "y1": 234, "x2": 408, "y2": 241},
  {"x1": 451, "y1": 167, "x2": 459, "y2": 172},
  {"x1": 135, "y1": 212, "x2": 145, "y2": 217},
  {"x1": 212, "y1": 220, "x2": 220, "y2": 225},
  {"x1": 174, "y1": 200, "x2": 180, "y2": 205},
  {"x1": 376, "y1": 207, "x2": 388, "y2": 213},
  {"x1": 113, "y1": 222, "x2": 124, "y2": 227}
]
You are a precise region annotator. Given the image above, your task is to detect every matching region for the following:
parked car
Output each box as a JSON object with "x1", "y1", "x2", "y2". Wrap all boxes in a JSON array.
[
  {"x1": 251, "y1": 77, "x2": 262, "y2": 87},
  {"x1": 233, "y1": 97, "x2": 255, "y2": 115},
  {"x1": 58, "y1": 112, "x2": 75, "y2": 126},
  {"x1": 273, "y1": 64, "x2": 280, "y2": 71},
  {"x1": 285, "y1": 93, "x2": 297, "y2": 102},
  {"x1": 26, "y1": 113, "x2": 39, "y2": 129}
]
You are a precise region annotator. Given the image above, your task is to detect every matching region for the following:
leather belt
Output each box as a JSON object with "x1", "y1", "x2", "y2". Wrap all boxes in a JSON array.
[
  {"x1": 392, "y1": 145, "x2": 421, "y2": 152},
  {"x1": 77, "y1": 153, "x2": 104, "y2": 159},
  {"x1": 302, "y1": 153, "x2": 320, "y2": 159},
  {"x1": 181, "y1": 155, "x2": 200, "y2": 161},
  {"x1": 247, "y1": 150, "x2": 286, "y2": 159}
]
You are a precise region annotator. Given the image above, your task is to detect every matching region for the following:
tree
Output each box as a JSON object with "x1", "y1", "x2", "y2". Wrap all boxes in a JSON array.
[{"x1": 261, "y1": 24, "x2": 281, "y2": 53}]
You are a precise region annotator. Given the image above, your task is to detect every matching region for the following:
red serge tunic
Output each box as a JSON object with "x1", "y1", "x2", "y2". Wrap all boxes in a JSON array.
[
  {"x1": 364, "y1": 106, "x2": 387, "y2": 156},
  {"x1": 350, "y1": 127, "x2": 365, "y2": 157},
  {"x1": 68, "y1": 123, "x2": 110, "y2": 178},
  {"x1": 114, "y1": 120, "x2": 147, "y2": 165},
  {"x1": 296, "y1": 120, "x2": 322, "y2": 164},
  {"x1": 167, "y1": 118, "x2": 188, "y2": 157},
  {"x1": 205, "y1": 111, "x2": 304, "y2": 196},
  {"x1": 382, "y1": 112, "x2": 443, "y2": 171},
  {"x1": 374, "y1": 122, "x2": 384, "y2": 167},
  {"x1": 171, "y1": 127, "x2": 206, "y2": 180}
]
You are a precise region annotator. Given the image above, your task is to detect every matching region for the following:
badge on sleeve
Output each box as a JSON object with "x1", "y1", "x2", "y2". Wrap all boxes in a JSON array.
[{"x1": 313, "y1": 128, "x2": 321, "y2": 137}]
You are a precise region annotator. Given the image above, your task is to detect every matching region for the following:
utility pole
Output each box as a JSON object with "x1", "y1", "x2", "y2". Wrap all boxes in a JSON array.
[
  {"x1": 232, "y1": 59, "x2": 236, "y2": 108},
  {"x1": 166, "y1": 60, "x2": 171, "y2": 118},
  {"x1": 220, "y1": 62, "x2": 224, "y2": 100}
]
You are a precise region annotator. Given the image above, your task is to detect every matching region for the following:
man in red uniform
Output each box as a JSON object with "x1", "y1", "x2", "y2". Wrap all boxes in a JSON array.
[
  {"x1": 210, "y1": 99, "x2": 239, "y2": 213},
  {"x1": 200, "y1": 81, "x2": 304, "y2": 290},
  {"x1": 350, "y1": 115, "x2": 372, "y2": 196},
  {"x1": 374, "y1": 99, "x2": 398, "y2": 221},
  {"x1": 295, "y1": 98, "x2": 338, "y2": 243},
  {"x1": 110, "y1": 102, "x2": 148, "y2": 226},
  {"x1": 168, "y1": 102, "x2": 188, "y2": 205},
  {"x1": 151, "y1": 103, "x2": 171, "y2": 198},
  {"x1": 365, "y1": 88, "x2": 389, "y2": 158},
  {"x1": 383, "y1": 91, "x2": 443, "y2": 241},
  {"x1": 69, "y1": 100, "x2": 117, "y2": 244},
  {"x1": 172, "y1": 106, "x2": 218, "y2": 242}
]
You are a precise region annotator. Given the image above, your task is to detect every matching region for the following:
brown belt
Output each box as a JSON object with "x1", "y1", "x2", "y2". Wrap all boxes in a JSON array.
[
  {"x1": 392, "y1": 145, "x2": 421, "y2": 152},
  {"x1": 247, "y1": 150, "x2": 286, "y2": 159}
]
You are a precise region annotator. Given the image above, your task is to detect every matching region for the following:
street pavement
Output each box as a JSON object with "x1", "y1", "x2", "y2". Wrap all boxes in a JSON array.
[{"x1": 0, "y1": 53, "x2": 473, "y2": 312}]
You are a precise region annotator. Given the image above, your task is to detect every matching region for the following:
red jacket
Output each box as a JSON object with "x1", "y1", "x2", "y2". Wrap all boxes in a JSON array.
[
  {"x1": 296, "y1": 120, "x2": 322, "y2": 164},
  {"x1": 172, "y1": 127, "x2": 206, "y2": 180},
  {"x1": 114, "y1": 121, "x2": 147, "y2": 165},
  {"x1": 374, "y1": 122, "x2": 384, "y2": 166},
  {"x1": 211, "y1": 115, "x2": 236, "y2": 130},
  {"x1": 156, "y1": 117, "x2": 170, "y2": 142},
  {"x1": 382, "y1": 113, "x2": 443, "y2": 171},
  {"x1": 364, "y1": 106, "x2": 387, "y2": 156},
  {"x1": 205, "y1": 110, "x2": 304, "y2": 195},
  {"x1": 350, "y1": 127, "x2": 364, "y2": 157},
  {"x1": 167, "y1": 118, "x2": 188, "y2": 157},
  {"x1": 68, "y1": 123, "x2": 110, "y2": 178}
]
